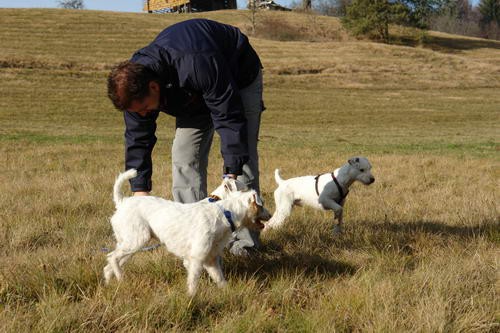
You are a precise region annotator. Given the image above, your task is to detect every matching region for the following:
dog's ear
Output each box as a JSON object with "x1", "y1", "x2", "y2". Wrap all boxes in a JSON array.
[
  {"x1": 223, "y1": 179, "x2": 235, "y2": 193},
  {"x1": 251, "y1": 194, "x2": 258, "y2": 207},
  {"x1": 348, "y1": 157, "x2": 360, "y2": 166},
  {"x1": 253, "y1": 193, "x2": 263, "y2": 206}
]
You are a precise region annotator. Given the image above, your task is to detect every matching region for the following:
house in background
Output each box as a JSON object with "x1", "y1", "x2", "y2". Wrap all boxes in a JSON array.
[{"x1": 143, "y1": 0, "x2": 237, "y2": 13}]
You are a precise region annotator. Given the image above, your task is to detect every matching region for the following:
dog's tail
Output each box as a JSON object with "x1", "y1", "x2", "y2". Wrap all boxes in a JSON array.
[
  {"x1": 113, "y1": 169, "x2": 137, "y2": 208},
  {"x1": 274, "y1": 169, "x2": 284, "y2": 185}
]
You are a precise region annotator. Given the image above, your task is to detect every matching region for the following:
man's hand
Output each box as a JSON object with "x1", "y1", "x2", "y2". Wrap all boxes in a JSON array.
[{"x1": 133, "y1": 191, "x2": 150, "y2": 196}]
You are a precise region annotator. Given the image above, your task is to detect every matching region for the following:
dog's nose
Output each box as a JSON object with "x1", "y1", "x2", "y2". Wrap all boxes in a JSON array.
[{"x1": 260, "y1": 209, "x2": 272, "y2": 220}]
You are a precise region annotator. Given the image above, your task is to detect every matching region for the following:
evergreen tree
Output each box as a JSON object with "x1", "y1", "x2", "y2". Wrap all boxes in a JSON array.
[
  {"x1": 478, "y1": 0, "x2": 500, "y2": 25},
  {"x1": 399, "y1": 0, "x2": 447, "y2": 28},
  {"x1": 342, "y1": 0, "x2": 408, "y2": 42}
]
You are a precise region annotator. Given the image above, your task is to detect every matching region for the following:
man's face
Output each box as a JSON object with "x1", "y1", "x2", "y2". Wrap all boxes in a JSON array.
[{"x1": 127, "y1": 81, "x2": 161, "y2": 117}]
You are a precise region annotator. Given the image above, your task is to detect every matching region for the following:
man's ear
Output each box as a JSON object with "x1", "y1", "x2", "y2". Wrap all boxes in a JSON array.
[{"x1": 149, "y1": 81, "x2": 160, "y2": 94}]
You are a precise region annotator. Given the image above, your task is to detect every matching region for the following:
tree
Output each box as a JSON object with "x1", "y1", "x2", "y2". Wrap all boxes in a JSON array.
[
  {"x1": 478, "y1": 0, "x2": 500, "y2": 39},
  {"x1": 342, "y1": 0, "x2": 408, "y2": 42},
  {"x1": 246, "y1": 0, "x2": 259, "y2": 35},
  {"x1": 57, "y1": 0, "x2": 85, "y2": 9},
  {"x1": 399, "y1": 0, "x2": 447, "y2": 29},
  {"x1": 429, "y1": 0, "x2": 481, "y2": 37},
  {"x1": 315, "y1": 0, "x2": 352, "y2": 17},
  {"x1": 455, "y1": 0, "x2": 473, "y2": 20},
  {"x1": 478, "y1": 0, "x2": 500, "y2": 25},
  {"x1": 303, "y1": 0, "x2": 312, "y2": 10}
]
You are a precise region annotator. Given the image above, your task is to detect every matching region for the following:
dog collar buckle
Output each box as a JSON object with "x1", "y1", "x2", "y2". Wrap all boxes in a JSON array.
[
  {"x1": 216, "y1": 204, "x2": 236, "y2": 232},
  {"x1": 223, "y1": 210, "x2": 236, "y2": 232}
]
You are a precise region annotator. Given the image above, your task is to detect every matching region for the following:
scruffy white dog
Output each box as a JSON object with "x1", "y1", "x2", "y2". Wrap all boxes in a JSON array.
[
  {"x1": 203, "y1": 177, "x2": 249, "y2": 203},
  {"x1": 266, "y1": 157, "x2": 375, "y2": 233},
  {"x1": 104, "y1": 169, "x2": 271, "y2": 296}
]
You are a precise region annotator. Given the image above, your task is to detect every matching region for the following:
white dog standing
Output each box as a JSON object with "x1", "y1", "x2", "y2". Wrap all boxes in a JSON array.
[
  {"x1": 266, "y1": 157, "x2": 375, "y2": 233},
  {"x1": 104, "y1": 169, "x2": 270, "y2": 296}
]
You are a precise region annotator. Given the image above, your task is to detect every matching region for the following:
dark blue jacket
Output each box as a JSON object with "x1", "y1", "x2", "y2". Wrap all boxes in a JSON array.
[{"x1": 125, "y1": 19, "x2": 262, "y2": 192}]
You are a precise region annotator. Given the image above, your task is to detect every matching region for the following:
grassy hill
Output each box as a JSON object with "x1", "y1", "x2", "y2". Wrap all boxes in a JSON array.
[{"x1": 0, "y1": 8, "x2": 498, "y2": 332}]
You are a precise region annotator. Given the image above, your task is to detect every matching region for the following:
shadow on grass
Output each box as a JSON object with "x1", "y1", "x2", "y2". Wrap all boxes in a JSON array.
[
  {"x1": 225, "y1": 249, "x2": 356, "y2": 281},
  {"x1": 393, "y1": 34, "x2": 500, "y2": 52},
  {"x1": 247, "y1": 219, "x2": 498, "y2": 262},
  {"x1": 424, "y1": 35, "x2": 500, "y2": 51},
  {"x1": 364, "y1": 220, "x2": 498, "y2": 240}
]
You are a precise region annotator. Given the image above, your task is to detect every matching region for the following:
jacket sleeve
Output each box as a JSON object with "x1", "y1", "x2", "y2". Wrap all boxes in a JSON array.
[
  {"x1": 189, "y1": 53, "x2": 249, "y2": 175},
  {"x1": 123, "y1": 110, "x2": 159, "y2": 192}
]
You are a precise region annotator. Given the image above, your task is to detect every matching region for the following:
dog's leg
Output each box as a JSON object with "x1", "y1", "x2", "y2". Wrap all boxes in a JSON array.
[
  {"x1": 229, "y1": 227, "x2": 256, "y2": 256},
  {"x1": 105, "y1": 245, "x2": 141, "y2": 283},
  {"x1": 108, "y1": 249, "x2": 136, "y2": 282},
  {"x1": 318, "y1": 195, "x2": 343, "y2": 235},
  {"x1": 106, "y1": 250, "x2": 125, "y2": 282},
  {"x1": 104, "y1": 226, "x2": 151, "y2": 283},
  {"x1": 333, "y1": 210, "x2": 344, "y2": 234},
  {"x1": 118, "y1": 254, "x2": 133, "y2": 268},
  {"x1": 267, "y1": 188, "x2": 294, "y2": 229},
  {"x1": 203, "y1": 256, "x2": 227, "y2": 288},
  {"x1": 103, "y1": 263, "x2": 115, "y2": 283},
  {"x1": 186, "y1": 259, "x2": 203, "y2": 296}
]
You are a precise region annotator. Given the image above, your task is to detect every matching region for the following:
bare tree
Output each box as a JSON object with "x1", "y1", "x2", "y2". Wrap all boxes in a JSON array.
[
  {"x1": 316, "y1": 0, "x2": 352, "y2": 16},
  {"x1": 57, "y1": 0, "x2": 85, "y2": 9}
]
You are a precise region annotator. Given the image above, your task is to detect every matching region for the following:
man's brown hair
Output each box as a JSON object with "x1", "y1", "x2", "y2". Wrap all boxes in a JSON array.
[{"x1": 107, "y1": 61, "x2": 158, "y2": 111}]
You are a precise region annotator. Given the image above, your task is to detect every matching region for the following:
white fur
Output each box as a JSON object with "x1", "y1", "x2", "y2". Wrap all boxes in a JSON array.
[
  {"x1": 266, "y1": 156, "x2": 375, "y2": 233},
  {"x1": 104, "y1": 170, "x2": 268, "y2": 296},
  {"x1": 113, "y1": 168, "x2": 137, "y2": 208},
  {"x1": 201, "y1": 178, "x2": 249, "y2": 203}
]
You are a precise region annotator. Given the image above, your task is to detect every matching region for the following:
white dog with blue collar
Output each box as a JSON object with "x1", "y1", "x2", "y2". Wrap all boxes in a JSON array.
[{"x1": 104, "y1": 169, "x2": 270, "y2": 296}]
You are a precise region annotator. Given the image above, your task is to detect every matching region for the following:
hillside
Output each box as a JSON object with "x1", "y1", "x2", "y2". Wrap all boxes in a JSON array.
[
  {"x1": 0, "y1": 8, "x2": 498, "y2": 332},
  {"x1": 2, "y1": 8, "x2": 499, "y2": 103}
]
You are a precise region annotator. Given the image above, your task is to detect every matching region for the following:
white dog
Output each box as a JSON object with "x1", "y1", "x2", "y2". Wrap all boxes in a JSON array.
[
  {"x1": 203, "y1": 177, "x2": 249, "y2": 203},
  {"x1": 104, "y1": 169, "x2": 271, "y2": 296},
  {"x1": 266, "y1": 157, "x2": 375, "y2": 233}
]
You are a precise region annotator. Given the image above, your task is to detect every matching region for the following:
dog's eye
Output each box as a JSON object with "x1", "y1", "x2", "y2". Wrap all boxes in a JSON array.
[{"x1": 360, "y1": 169, "x2": 365, "y2": 172}]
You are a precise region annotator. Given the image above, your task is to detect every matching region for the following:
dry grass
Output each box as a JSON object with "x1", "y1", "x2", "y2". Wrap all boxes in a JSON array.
[{"x1": 0, "y1": 8, "x2": 499, "y2": 332}]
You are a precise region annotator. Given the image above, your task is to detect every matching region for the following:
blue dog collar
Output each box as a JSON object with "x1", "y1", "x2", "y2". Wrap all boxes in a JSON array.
[{"x1": 223, "y1": 210, "x2": 236, "y2": 232}]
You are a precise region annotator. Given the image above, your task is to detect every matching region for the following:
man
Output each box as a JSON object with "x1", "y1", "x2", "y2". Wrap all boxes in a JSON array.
[{"x1": 107, "y1": 19, "x2": 264, "y2": 255}]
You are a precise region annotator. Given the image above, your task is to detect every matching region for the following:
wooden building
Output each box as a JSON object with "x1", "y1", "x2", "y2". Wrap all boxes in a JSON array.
[{"x1": 143, "y1": 0, "x2": 237, "y2": 13}]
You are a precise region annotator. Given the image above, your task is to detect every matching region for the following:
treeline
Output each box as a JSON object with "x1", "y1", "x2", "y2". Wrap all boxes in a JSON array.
[{"x1": 295, "y1": 0, "x2": 500, "y2": 41}]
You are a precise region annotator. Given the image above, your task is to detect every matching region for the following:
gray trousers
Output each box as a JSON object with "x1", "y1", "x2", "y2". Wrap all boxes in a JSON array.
[{"x1": 171, "y1": 70, "x2": 263, "y2": 253}]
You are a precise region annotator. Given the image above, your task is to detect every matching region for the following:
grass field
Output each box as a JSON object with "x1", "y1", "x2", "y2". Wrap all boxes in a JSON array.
[{"x1": 0, "y1": 8, "x2": 499, "y2": 332}]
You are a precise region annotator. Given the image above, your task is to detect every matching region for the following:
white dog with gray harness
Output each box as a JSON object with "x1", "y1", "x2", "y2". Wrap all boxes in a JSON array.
[{"x1": 266, "y1": 157, "x2": 375, "y2": 233}]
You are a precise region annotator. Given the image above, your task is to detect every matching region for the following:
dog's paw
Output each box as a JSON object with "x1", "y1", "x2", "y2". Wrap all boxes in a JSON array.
[{"x1": 229, "y1": 246, "x2": 250, "y2": 257}]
